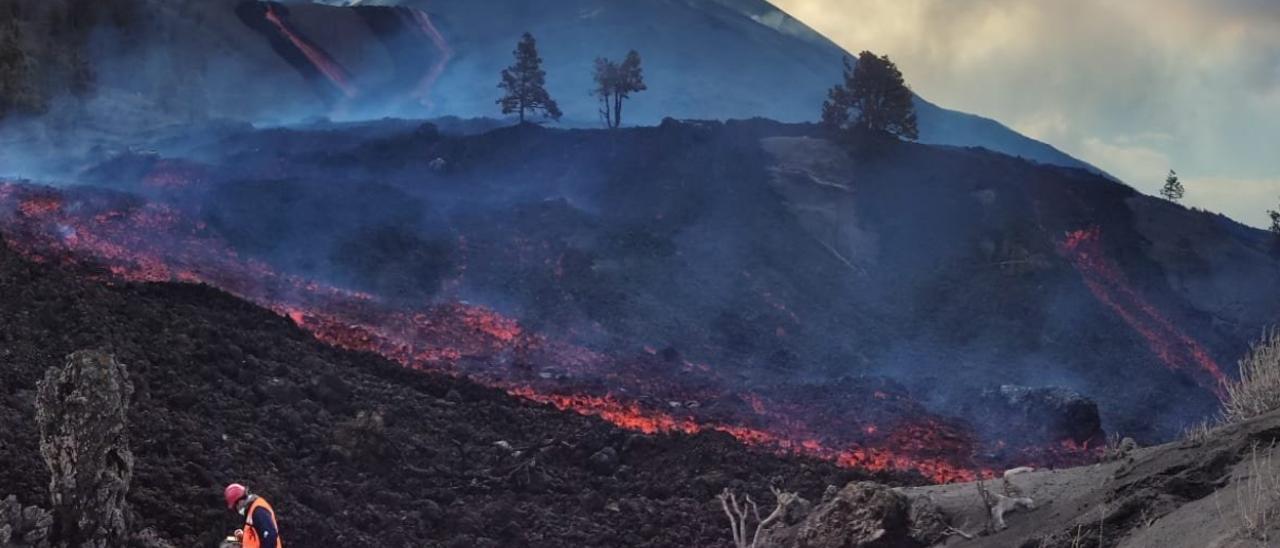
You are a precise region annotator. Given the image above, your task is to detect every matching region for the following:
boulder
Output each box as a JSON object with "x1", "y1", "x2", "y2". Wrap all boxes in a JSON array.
[
  {"x1": 588, "y1": 447, "x2": 619, "y2": 475},
  {"x1": 0, "y1": 495, "x2": 52, "y2": 547}
]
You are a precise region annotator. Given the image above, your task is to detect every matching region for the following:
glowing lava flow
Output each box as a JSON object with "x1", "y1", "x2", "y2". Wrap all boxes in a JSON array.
[
  {"x1": 403, "y1": 6, "x2": 454, "y2": 106},
  {"x1": 0, "y1": 182, "x2": 1096, "y2": 484},
  {"x1": 507, "y1": 389, "x2": 985, "y2": 483},
  {"x1": 142, "y1": 160, "x2": 208, "y2": 191},
  {"x1": 264, "y1": 5, "x2": 358, "y2": 98},
  {"x1": 1060, "y1": 226, "x2": 1227, "y2": 394}
]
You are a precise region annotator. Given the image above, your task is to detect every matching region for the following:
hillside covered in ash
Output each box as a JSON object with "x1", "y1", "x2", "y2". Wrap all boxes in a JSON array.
[
  {"x1": 1, "y1": 1, "x2": 1277, "y2": 546},
  {"x1": 0, "y1": 0, "x2": 1089, "y2": 172},
  {"x1": 2, "y1": 119, "x2": 1275, "y2": 486}
]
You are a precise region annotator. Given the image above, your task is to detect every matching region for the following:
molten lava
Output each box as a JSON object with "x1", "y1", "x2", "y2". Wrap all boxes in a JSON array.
[
  {"x1": 0, "y1": 181, "x2": 1100, "y2": 483},
  {"x1": 1060, "y1": 226, "x2": 1227, "y2": 395},
  {"x1": 142, "y1": 159, "x2": 208, "y2": 191},
  {"x1": 403, "y1": 6, "x2": 454, "y2": 106},
  {"x1": 264, "y1": 5, "x2": 358, "y2": 98}
]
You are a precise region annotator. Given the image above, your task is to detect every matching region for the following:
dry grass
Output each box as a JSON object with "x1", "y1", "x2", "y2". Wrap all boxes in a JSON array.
[
  {"x1": 1182, "y1": 419, "x2": 1216, "y2": 445},
  {"x1": 1235, "y1": 442, "x2": 1280, "y2": 542},
  {"x1": 1104, "y1": 432, "x2": 1123, "y2": 453},
  {"x1": 1224, "y1": 329, "x2": 1280, "y2": 424}
]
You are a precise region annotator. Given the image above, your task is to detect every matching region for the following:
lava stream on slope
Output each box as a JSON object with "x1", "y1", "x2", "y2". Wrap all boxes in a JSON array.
[
  {"x1": 1060, "y1": 226, "x2": 1227, "y2": 396},
  {"x1": 0, "y1": 182, "x2": 1099, "y2": 482}
]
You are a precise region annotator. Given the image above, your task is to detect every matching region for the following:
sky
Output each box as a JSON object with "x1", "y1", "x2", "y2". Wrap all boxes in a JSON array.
[{"x1": 769, "y1": 0, "x2": 1280, "y2": 229}]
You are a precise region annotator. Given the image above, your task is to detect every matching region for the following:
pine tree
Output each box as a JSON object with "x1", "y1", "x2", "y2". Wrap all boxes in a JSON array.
[
  {"x1": 1269, "y1": 203, "x2": 1280, "y2": 254},
  {"x1": 592, "y1": 50, "x2": 646, "y2": 128},
  {"x1": 1160, "y1": 170, "x2": 1185, "y2": 202},
  {"x1": 497, "y1": 33, "x2": 561, "y2": 123},
  {"x1": 822, "y1": 51, "x2": 918, "y2": 141}
]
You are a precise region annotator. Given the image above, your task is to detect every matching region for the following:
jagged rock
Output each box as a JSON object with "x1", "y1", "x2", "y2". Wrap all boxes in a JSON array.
[
  {"x1": 782, "y1": 494, "x2": 813, "y2": 526},
  {"x1": 131, "y1": 527, "x2": 177, "y2": 548},
  {"x1": 762, "y1": 482, "x2": 949, "y2": 548},
  {"x1": 588, "y1": 447, "x2": 619, "y2": 474},
  {"x1": 0, "y1": 495, "x2": 53, "y2": 547},
  {"x1": 905, "y1": 494, "x2": 949, "y2": 545},
  {"x1": 35, "y1": 350, "x2": 134, "y2": 548}
]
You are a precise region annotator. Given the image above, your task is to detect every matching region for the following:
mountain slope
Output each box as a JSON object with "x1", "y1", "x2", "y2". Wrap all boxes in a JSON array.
[
  {"x1": 0, "y1": 0, "x2": 1095, "y2": 174},
  {"x1": 3, "y1": 119, "x2": 1275, "y2": 459},
  {"x1": 0, "y1": 235, "x2": 869, "y2": 547},
  {"x1": 906, "y1": 410, "x2": 1280, "y2": 546},
  {"x1": 304, "y1": 0, "x2": 1099, "y2": 170}
]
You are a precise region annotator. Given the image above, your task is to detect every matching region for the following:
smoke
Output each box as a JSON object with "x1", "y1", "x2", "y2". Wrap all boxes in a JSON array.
[
  {"x1": 0, "y1": 0, "x2": 461, "y2": 179},
  {"x1": 0, "y1": 0, "x2": 1266, "y2": 478}
]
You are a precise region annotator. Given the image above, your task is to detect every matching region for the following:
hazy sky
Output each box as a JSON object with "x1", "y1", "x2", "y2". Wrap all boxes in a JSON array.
[{"x1": 770, "y1": 0, "x2": 1280, "y2": 228}]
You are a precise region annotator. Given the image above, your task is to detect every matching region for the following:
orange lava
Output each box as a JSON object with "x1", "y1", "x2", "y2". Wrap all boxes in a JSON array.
[
  {"x1": 0, "y1": 182, "x2": 1099, "y2": 484},
  {"x1": 1060, "y1": 227, "x2": 1227, "y2": 395},
  {"x1": 510, "y1": 388, "x2": 982, "y2": 483},
  {"x1": 405, "y1": 6, "x2": 454, "y2": 106},
  {"x1": 18, "y1": 195, "x2": 63, "y2": 217},
  {"x1": 265, "y1": 5, "x2": 358, "y2": 98},
  {"x1": 142, "y1": 160, "x2": 207, "y2": 190}
]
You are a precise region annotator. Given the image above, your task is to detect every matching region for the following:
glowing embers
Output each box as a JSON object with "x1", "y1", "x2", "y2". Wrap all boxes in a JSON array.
[
  {"x1": 17, "y1": 194, "x2": 63, "y2": 217},
  {"x1": 264, "y1": 5, "x2": 358, "y2": 98},
  {"x1": 1060, "y1": 226, "x2": 1226, "y2": 394},
  {"x1": 142, "y1": 160, "x2": 209, "y2": 191}
]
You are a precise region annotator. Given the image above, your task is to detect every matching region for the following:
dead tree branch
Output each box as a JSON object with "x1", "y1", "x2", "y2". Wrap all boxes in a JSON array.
[{"x1": 717, "y1": 486, "x2": 799, "y2": 548}]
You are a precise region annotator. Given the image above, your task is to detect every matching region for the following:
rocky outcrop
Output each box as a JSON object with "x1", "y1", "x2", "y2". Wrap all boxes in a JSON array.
[
  {"x1": 0, "y1": 495, "x2": 52, "y2": 547},
  {"x1": 35, "y1": 350, "x2": 135, "y2": 548},
  {"x1": 761, "y1": 482, "x2": 949, "y2": 548}
]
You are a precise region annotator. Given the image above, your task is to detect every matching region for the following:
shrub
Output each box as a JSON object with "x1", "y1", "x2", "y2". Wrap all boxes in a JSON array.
[{"x1": 1224, "y1": 329, "x2": 1280, "y2": 423}]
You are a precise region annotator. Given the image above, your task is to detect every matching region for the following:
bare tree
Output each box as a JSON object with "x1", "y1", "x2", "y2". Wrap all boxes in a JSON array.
[
  {"x1": 717, "y1": 486, "x2": 798, "y2": 548},
  {"x1": 976, "y1": 479, "x2": 1034, "y2": 532}
]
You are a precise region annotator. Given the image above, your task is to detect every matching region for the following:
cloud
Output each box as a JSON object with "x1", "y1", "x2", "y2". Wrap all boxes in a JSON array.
[
  {"x1": 1182, "y1": 177, "x2": 1280, "y2": 229},
  {"x1": 1078, "y1": 137, "x2": 1171, "y2": 186},
  {"x1": 768, "y1": 0, "x2": 1280, "y2": 228}
]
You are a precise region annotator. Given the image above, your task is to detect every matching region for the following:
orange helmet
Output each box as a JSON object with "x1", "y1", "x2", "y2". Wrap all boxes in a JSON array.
[{"x1": 224, "y1": 483, "x2": 247, "y2": 509}]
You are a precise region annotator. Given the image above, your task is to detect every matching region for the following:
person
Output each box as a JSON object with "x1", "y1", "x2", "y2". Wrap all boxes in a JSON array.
[{"x1": 224, "y1": 483, "x2": 282, "y2": 548}]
